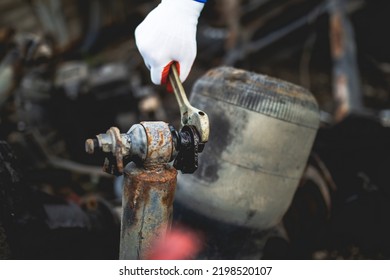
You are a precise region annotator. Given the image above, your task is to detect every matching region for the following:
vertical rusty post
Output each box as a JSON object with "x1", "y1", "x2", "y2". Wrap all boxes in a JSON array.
[
  {"x1": 85, "y1": 118, "x2": 205, "y2": 259},
  {"x1": 329, "y1": 0, "x2": 363, "y2": 122},
  {"x1": 120, "y1": 163, "x2": 177, "y2": 260},
  {"x1": 119, "y1": 121, "x2": 177, "y2": 260}
]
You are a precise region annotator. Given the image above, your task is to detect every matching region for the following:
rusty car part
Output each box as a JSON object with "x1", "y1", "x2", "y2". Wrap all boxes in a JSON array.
[
  {"x1": 86, "y1": 120, "x2": 207, "y2": 175},
  {"x1": 141, "y1": 121, "x2": 175, "y2": 168},
  {"x1": 85, "y1": 122, "x2": 179, "y2": 259},
  {"x1": 176, "y1": 67, "x2": 320, "y2": 230},
  {"x1": 329, "y1": 0, "x2": 363, "y2": 122},
  {"x1": 86, "y1": 119, "x2": 210, "y2": 258},
  {"x1": 120, "y1": 162, "x2": 177, "y2": 260},
  {"x1": 85, "y1": 122, "x2": 176, "y2": 174}
]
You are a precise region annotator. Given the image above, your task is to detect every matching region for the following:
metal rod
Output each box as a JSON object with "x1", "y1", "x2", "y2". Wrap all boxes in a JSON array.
[
  {"x1": 329, "y1": 0, "x2": 363, "y2": 122},
  {"x1": 168, "y1": 64, "x2": 192, "y2": 122},
  {"x1": 117, "y1": 122, "x2": 177, "y2": 260},
  {"x1": 120, "y1": 162, "x2": 177, "y2": 260}
]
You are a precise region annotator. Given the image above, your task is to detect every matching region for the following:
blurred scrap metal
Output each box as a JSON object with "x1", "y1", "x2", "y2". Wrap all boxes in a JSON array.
[{"x1": 1, "y1": 0, "x2": 390, "y2": 260}]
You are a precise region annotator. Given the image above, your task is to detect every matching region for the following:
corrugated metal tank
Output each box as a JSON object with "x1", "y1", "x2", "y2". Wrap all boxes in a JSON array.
[{"x1": 176, "y1": 67, "x2": 320, "y2": 230}]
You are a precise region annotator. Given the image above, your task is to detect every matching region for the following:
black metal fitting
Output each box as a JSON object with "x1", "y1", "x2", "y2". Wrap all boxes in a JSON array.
[{"x1": 173, "y1": 125, "x2": 202, "y2": 174}]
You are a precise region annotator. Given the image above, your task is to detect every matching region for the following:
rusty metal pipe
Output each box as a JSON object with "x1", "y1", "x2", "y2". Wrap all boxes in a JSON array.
[
  {"x1": 120, "y1": 163, "x2": 177, "y2": 260},
  {"x1": 119, "y1": 122, "x2": 177, "y2": 260},
  {"x1": 329, "y1": 0, "x2": 363, "y2": 122},
  {"x1": 104, "y1": 121, "x2": 176, "y2": 260},
  {"x1": 85, "y1": 120, "x2": 204, "y2": 259}
]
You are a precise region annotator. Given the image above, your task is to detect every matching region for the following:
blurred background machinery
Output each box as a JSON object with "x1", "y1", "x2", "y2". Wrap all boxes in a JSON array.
[{"x1": 1, "y1": 0, "x2": 390, "y2": 259}]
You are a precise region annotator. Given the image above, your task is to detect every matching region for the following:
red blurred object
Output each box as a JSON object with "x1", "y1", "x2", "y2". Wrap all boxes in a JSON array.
[{"x1": 147, "y1": 226, "x2": 202, "y2": 260}]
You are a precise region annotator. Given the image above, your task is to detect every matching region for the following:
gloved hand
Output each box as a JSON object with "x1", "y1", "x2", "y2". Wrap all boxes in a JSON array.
[{"x1": 135, "y1": 0, "x2": 206, "y2": 85}]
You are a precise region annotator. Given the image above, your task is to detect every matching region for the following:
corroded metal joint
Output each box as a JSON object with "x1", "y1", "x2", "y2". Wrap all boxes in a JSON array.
[
  {"x1": 85, "y1": 127, "x2": 130, "y2": 156},
  {"x1": 140, "y1": 121, "x2": 174, "y2": 168},
  {"x1": 85, "y1": 122, "x2": 175, "y2": 174},
  {"x1": 120, "y1": 163, "x2": 177, "y2": 260}
]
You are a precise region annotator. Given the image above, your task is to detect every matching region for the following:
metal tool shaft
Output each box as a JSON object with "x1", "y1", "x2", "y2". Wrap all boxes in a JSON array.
[
  {"x1": 168, "y1": 64, "x2": 210, "y2": 143},
  {"x1": 169, "y1": 64, "x2": 193, "y2": 124},
  {"x1": 120, "y1": 162, "x2": 177, "y2": 260}
]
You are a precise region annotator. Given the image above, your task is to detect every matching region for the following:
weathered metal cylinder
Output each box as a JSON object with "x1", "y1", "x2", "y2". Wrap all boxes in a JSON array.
[
  {"x1": 120, "y1": 163, "x2": 177, "y2": 260},
  {"x1": 176, "y1": 67, "x2": 320, "y2": 230}
]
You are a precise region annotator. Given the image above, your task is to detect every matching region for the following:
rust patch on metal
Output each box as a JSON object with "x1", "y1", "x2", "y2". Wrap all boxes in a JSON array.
[
  {"x1": 141, "y1": 122, "x2": 173, "y2": 168},
  {"x1": 334, "y1": 74, "x2": 350, "y2": 122},
  {"x1": 85, "y1": 139, "x2": 95, "y2": 154},
  {"x1": 120, "y1": 164, "x2": 177, "y2": 259},
  {"x1": 144, "y1": 125, "x2": 153, "y2": 148},
  {"x1": 102, "y1": 157, "x2": 111, "y2": 174},
  {"x1": 123, "y1": 164, "x2": 177, "y2": 221},
  {"x1": 158, "y1": 131, "x2": 164, "y2": 146},
  {"x1": 330, "y1": 13, "x2": 344, "y2": 59},
  {"x1": 111, "y1": 127, "x2": 125, "y2": 173},
  {"x1": 124, "y1": 166, "x2": 177, "y2": 209}
]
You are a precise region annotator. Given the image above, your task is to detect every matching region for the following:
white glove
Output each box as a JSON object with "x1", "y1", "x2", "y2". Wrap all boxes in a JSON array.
[{"x1": 135, "y1": 0, "x2": 205, "y2": 85}]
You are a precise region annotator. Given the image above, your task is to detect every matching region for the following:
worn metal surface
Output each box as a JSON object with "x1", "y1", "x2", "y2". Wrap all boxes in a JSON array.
[
  {"x1": 95, "y1": 127, "x2": 130, "y2": 156},
  {"x1": 86, "y1": 122, "x2": 179, "y2": 259},
  {"x1": 93, "y1": 127, "x2": 131, "y2": 174},
  {"x1": 126, "y1": 124, "x2": 147, "y2": 163},
  {"x1": 86, "y1": 122, "x2": 175, "y2": 173},
  {"x1": 329, "y1": 0, "x2": 363, "y2": 122},
  {"x1": 176, "y1": 67, "x2": 320, "y2": 229},
  {"x1": 120, "y1": 162, "x2": 177, "y2": 260},
  {"x1": 141, "y1": 122, "x2": 174, "y2": 168}
]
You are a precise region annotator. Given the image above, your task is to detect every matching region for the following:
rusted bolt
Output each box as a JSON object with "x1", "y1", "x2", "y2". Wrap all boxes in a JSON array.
[{"x1": 85, "y1": 138, "x2": 99, "y2": 154}]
